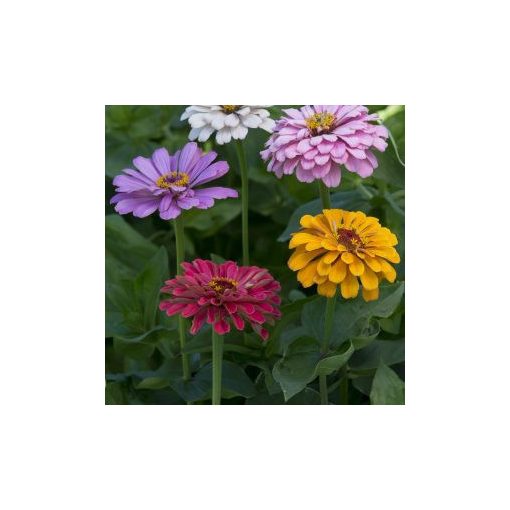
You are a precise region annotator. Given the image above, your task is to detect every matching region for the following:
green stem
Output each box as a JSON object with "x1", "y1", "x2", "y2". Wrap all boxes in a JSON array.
[
  {"x1": 318, "y1": 181, "x2": 332, "y2": 209},
  {"x1": 212, "y1": 329, "x2": 224, "y2": 405},
  {"x1": 319, "y1": 293, "x2": 337, "y2": 405},
  {"x1": 173, "y1": 215, "x2": 191, "y2": 382},
  {"x1": 339, "y1": 365, "x2": 349, "y2": 405},
  {"x1": 235, "y1": 140, "x2": 249, "y2": 265}
]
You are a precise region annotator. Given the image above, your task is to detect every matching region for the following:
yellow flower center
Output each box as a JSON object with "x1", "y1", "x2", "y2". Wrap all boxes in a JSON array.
[
  {"x1": 221, "y1": 105, "x2": 240, "y2": 113},
  {"x1": 305, "y1": 112, "x2": 336, "y2": 133},
  {"x1": 337, "y1": 228, "x2": 364, "y2": 251},
  {"x1": 208, "y1": 276, "x2": 238, "y2": 293},
  {"x1": 156, "y1": 171, "x2": 189, "y2": 189}
]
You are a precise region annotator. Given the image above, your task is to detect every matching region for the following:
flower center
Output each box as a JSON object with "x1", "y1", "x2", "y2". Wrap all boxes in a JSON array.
[
  {"x1": 221, "y1": 105, "x2": 240, "y2": 113},
  {"x1": 305, "y1": 112, "x2": 336, "y2": 133},
  {"x1": 156, "y1": 171, "x2": 189, "y2": 189},
  {"x1": 208, "y1": 276, "x2": 238, "y2": 293},
  {"x1": 337, "y1": 228, "x2": 364, "y2": 251}
]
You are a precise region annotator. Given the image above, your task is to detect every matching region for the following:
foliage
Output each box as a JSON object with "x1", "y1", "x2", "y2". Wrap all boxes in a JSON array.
[{"x1": 105, "y1": 105, "x2": 405, "y2": 405}]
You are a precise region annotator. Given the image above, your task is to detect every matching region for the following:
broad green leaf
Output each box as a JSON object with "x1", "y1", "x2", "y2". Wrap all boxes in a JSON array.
[
  {"x1": 272, "y1": 337, "x2": 321, "y2": 401},
  {"x1": 134, "y1": 247, "x2": 168, "y2": 330},
  {"x1": 246, "y1": 388, "x2": 321, "y2": 405},
  {"x1": 135, "y1": 377, "x2": 171, "y2": 390},
  {"x1": 105, "y1": 382, "x2": 126, "y2": 405},
  {"x1": 313, "y1": 341, "x2": 354, "y2": 376},
  {"x1": 349, "y1": 339, "x2": 405, "y2": 370},
  {"x1": 183, "y1": 201, "x2": 241, "y2": 236},
  {"x1": 105, "y1": 214, "x2": 158, "y2": 271},
  {"x1": 370, "y1": 364, "x2": 405, "y2": 405},
  {"x1": 278, "y1": 188, "x2": 374, "y2": 242},
  {"x1": 302, "y1": 282, "x2": 405, "y2": 349}
]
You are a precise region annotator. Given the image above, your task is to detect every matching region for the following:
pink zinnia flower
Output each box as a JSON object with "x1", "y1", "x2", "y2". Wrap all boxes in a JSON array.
[
  {"x1": 260, "y1": 105, "x2": 389, "y2": 188},
  {"x1": 111, "y1": 142, "x2": 238, "y2": 220},
  {"x1": 159, "y1": 259, "x2": 281, "y2": 340}
]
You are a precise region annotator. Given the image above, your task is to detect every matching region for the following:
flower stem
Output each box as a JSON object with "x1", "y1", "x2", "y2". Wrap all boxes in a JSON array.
[
  {"x1": 211, "y1": 329, "x2": 224, "y2": 405},
  {"x1": 318, "y1": 181, "x2": 336, "y2": 405},
  {"x1": 173, "y1": 214, "x2": 191, "y2": 382},
  {"x1": 235, "y1": 140, "x2": 250, "y2": 266},
  {"x1": 320, "y1": 292, "x2": 337, "y2": 405},
  {"x1": 318, "y1": 181, "x2": 332, "y2": 209},
  {"x1": 339, "y1": 365, "x2": 349, "y2": 405}
]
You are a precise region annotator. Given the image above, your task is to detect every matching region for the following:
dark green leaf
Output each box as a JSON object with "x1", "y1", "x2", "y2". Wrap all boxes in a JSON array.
[{"x1": 370, "y1": 364, "x2": 405, "y2": 405}]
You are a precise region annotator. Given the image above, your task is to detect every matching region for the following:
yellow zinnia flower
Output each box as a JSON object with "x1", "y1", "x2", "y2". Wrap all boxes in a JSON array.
[{"x1": 288, "y1": 209, "x2": 400, "y2": 301}]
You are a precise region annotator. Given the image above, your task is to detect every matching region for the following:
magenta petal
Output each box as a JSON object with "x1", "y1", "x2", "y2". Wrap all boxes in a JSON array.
[
  {"x1": 178, "y1": 142, "x2": 201, "y2": 173},
  {"x1": 190, "y1": 161, "x2": 229, "y2": 186}
]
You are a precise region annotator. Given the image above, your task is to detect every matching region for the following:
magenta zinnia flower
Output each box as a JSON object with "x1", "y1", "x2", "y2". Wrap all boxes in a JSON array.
[
  {"x1": 111, "y1": 142, "x2": 238, "y2": 219},
  {"x1": 159, "y1": 259, "x2": 281, "y2": 340},
  {"x1": 260, "y1": 105, "x2": 389, "y2": 188}
]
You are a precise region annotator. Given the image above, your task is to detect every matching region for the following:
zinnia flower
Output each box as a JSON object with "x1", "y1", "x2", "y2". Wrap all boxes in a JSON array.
[
  {"x1": 288, "y1": 209, "x2": 399, "y2": 301},
  {"x1": 110, "y1": 142, "x2": 238, "y2": 220},
  {"x1": 181, "y1": 105, "x2": 275, "y2": 145},
  {"x1": 160, "y1": 259, "x2": 281, "y2": 340},
  {"x1": 260, "y1": 105, "x2": 389, "y2": 187}
]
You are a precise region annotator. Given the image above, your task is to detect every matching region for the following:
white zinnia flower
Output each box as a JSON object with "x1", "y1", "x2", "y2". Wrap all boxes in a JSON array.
[{"x1": 180, "y1": 105, "x2": 275, "y2": 145}]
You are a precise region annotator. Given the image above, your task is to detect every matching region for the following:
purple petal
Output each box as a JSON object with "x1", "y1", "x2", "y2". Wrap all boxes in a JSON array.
[
  {"x1": 187, "y1": 151, "x2": 218, "y2": 182},
  {"x1": 112, "y1": 174, "x2": 151, "y2": 193},
  {"x1": 190, "y1": 161, "x2": 229, "y2": 187},
  {"x1": 159, "y1": 195, "x2": 181, "y2": 220},
  {"x1": 321, "y1": 166, "x2": 341, "y2": 188},
  {"x1": 194, "y1": 186, "x2": 238, "y2": 200},
  {"x1": 133, "y1": 156, "x2": 160, "y2": 180},
  {"x1": 177, "y1": 142, "x2": 201, "y2": 173},
  {"x1": 151, "y1": 148, "x2": 171, "y2": 174}
]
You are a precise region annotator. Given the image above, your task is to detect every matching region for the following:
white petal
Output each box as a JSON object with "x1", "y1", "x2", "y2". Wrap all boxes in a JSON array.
[
  {"x1": 232, "y1": 125, "x2": 248, "y2": 140},
  {"x1": 241, "y1": 114, "x2": 263, "y2": 128},
  {"x1": 197, "y1": 126, "x2": 214, "y2": 142},
  {"x1": 236, "y1": 106, "x2": 251, "y2": 116},
  {"x1": 188, "y1": 114, "x2": 207, "y2": 128},
  {"x1": 216, "y1": 127, "x2": 232, "y2": 145},
  {"x1": 224, "y1": 113, "x2": 240, "y2": 127},
  {"x1": 210, "y1": 112, "x2": 226, "y2": 130},
  {"x1": 189, "y1": 128, "x2": 201, "y2": 141},
  {"x1": 260, "y1": 117, "x2": 276, "y2": 132}
]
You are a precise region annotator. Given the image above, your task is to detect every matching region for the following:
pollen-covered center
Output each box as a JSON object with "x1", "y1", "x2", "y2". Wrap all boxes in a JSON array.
[
  {"x1": 337, "y1": 228, "x2": 364, "y2": 251},
  {"x1": 305, "y1": 112, "x2": 336, "y2": 133},
  {"x1": 156, "y1": 171, "x2": 189, "y2": 189},
  {"x1": 221, "y1": 105, "x2": 240, "y2": 113},
  {"x1": 208, "y1": 276, "x2": 238, "y2": 293}
]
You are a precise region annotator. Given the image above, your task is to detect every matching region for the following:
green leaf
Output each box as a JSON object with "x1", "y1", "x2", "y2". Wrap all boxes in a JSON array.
[
  {"x1": 272, "y1": 337, "x2": 321, "y2": 401},
  {"x1": 246, "y1": 388, "x2": 321, "y2": 405},
  {"x1": 133, "y1": 247, "x2": 168, "y2": 330},
  {"x1": 135, "y1": 377, "x2": 171, "y2": 390},
  {"x1": 278, "y1": 188, "x2": 374, "y2": 242},
  {"x1": 183, "y1": 201, "x2": 241, "y2": 237},
  {"x1": 105, "y1": 214, "x2": 158, "y2": 271},
  {"x1": 105, "y1": 382, "x2": 126, "y2": 405},
  {"x1": 313, "y1": 341, "x2": 354, "y2": 376},
  {"x1": 349, "y1": 339, "x2": 405, "y2": 371},
  {"x1": 302, "y1": 282, "x2": 405, "y2": 349},
  {"x1": 370, "y1": 364, "x2": 405, "y2": 405}
]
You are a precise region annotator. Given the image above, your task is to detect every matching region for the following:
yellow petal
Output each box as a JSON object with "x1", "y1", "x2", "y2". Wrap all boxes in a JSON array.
[
  {"x1": 322, "y1": 251, "x2": 340, "y2": 264},
  {"x1": 317, "y1": 255, "x2": 332, "y2": 275},
  {"x1": 341, "y1": 252, "x2": 354, "y2": 264},
  {"x1": 305, "y1": 240, "x2": 325, "y2": 251},
  {"x1": 297, "y1": 260, "x2": 319, "y2": 287},
  {"x1": 340, "y1": 272, "x2": 359, "y2": 299},
  {"x1": 323, "y1": 209, "x2": 342, "y2": 230},
  {"x1": 289, "y1": 232, "x2": 321, "y2": 249},
  {"x1": 300, "y1": 215, "x2": 315, "y2": 228},
  {"x1": 321, "y1": 239, "x2": 339, "y2": 251},
  {"x1": 372, "y1": 247, "x2": 400, "y2": 263},
  {"x1": 349, "y1": 255, "x2": 365, "y2": 276},
  {"x1": 362, "y1": 287, "x2": 379, "y2": 302},
  {"x1": 314, "y1": 274, "x2": 328, "y2": 284},
  {"x1": 317, "y1": 280, "x2": 337, "y2": 298},
  {"x1": 364, "y1": 255, "x2": 382, "y2": 272},
  {"x1": 378, "y1": 259, "x2": 397, "y2": 283},
  {"x1": 288, "y1": 248, "x2": 323, "y2": 271},
  {"x1": 359, "y1": 265, "x2": 379, "y2": 290},
  {"x1": 329, "y1": 259, "x2": 347, "y2": 283}
]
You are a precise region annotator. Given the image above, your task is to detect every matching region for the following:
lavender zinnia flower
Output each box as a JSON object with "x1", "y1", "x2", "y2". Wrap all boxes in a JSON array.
[
  {"x1": 260, "y1": 105, "x2": 389, "y2": 188},
  {"x1": 111, "y1": 142, "x2": 238, "y2": 220}
]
